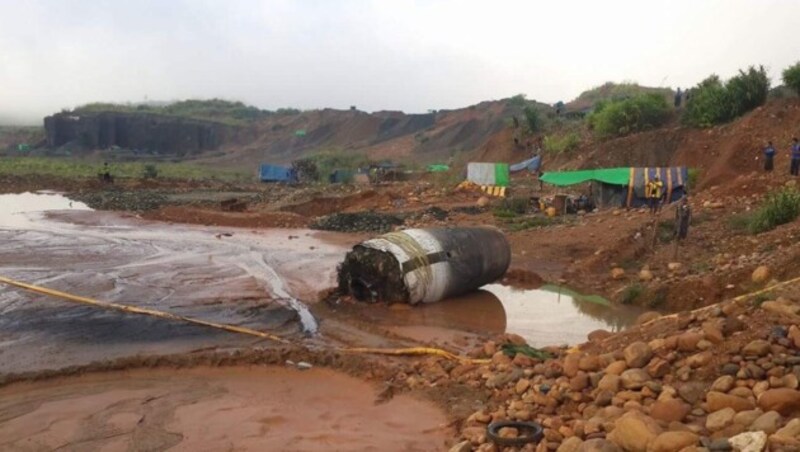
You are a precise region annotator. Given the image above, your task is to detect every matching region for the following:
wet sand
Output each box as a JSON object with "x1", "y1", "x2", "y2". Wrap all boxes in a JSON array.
[{"x1": 0, "y1": 366, "x2": 452, "y2": 451}]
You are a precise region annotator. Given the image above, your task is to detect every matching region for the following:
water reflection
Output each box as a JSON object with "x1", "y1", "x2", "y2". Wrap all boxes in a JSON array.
[
  {"x1": 0, "y1": 192, "x2": 91, "y2": 228},
  {"x1": 482, "y1": 284, "x2": 643, "y2": 347},
  {"x1": 382, "y1": 290, "x2": 506, "y2": 335}
]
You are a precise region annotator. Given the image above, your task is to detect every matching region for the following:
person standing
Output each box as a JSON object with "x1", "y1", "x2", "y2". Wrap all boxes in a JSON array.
[
  {"x1": 674, "y1": 88, "x2": 682, "y2": 108},
  {"x1": 791, "y1": 137, "x2": 800, "y2": 176},
  {"x1": 675, "y1": 196, "x2": 692, "y2": 240},
  {"x1": 647, "y1": 176, "x2": 664, "y2": 214},
  {"x1": 764, "y1": 141, "x2": 776, "y2": 172}
]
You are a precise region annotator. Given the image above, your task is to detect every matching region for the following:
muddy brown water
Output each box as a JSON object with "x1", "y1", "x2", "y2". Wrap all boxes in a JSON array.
[
  {"x1": 329, "y1": 285, "x2": 644, "y2": 348},
  {"x1": 0, "y1": 366, "x2": 452, "y2": 451},
  {"x1": 0, "y1": 192, "x2": 346, "y2": 374},
  {"x1": 1, "y1": 192, "x2": 642, "y2": 375}
]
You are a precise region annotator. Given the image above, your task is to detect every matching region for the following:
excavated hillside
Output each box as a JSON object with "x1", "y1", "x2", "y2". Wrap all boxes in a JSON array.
[
  {"x1": 203, "y1": 100, "x2": 534, "y2": 168},
  {"x1": 587, "y1": 99, "x2": 800, "y2": 188},
  {"x1": 37, "y1": 99, "x2": 544, "y2": 169},
  {"x1": 474, "y1": 98, "x2": 800, "y2": 191}
]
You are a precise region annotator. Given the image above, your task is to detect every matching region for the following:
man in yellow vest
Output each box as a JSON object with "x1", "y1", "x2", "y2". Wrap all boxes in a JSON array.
[{"x1": 647, "y1": 176, "x2": 664, "y2": 214}]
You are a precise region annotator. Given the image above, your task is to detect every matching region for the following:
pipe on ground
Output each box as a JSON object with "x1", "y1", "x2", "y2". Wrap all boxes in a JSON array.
[{"x1": 338, "y1": 227, "x2": 511, "y2": 304}]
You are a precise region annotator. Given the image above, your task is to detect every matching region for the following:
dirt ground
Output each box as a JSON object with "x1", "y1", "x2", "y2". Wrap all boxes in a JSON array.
[
  {"x1": 0, "y1": 366, "x2": 452, "y2": 451},
  {"x1": 4, "y1": 99, "x2": 800, "y2": 450}
]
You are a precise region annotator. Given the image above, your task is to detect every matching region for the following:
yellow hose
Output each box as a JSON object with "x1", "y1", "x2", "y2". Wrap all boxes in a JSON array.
[
  {"x1": 0, "y1": 276, "x2": 290, "y2": 344},
  {"x1": 0, "y1": 276, "x2": 489, "y2": 364}
]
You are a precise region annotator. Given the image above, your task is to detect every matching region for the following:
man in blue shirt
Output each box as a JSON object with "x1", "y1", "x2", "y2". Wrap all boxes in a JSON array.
[
  {"x1": 764, "y1": 141, "x2": 776, "y2": 172},
  {"x1": 791, "y1": 137, "x2": 800, "y2": 176}
]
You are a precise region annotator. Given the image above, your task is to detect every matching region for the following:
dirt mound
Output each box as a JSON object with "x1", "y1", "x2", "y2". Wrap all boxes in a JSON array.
[
  {"x1": 280, "y1": 189, "x2": 398, "y2": 217},
  {"x1": 144, "y1": 205, "x2": 308, "y2": 228}
]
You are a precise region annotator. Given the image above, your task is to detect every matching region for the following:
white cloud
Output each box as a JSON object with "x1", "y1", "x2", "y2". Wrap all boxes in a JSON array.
[{"x1": 1, "y1": 0, "x2": 799, "y2": 124}]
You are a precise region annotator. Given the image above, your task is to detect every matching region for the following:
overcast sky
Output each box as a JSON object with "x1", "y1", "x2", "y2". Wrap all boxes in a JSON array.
[{"x1": 2, "y1": 0, "x2": 799, "y2": 125}]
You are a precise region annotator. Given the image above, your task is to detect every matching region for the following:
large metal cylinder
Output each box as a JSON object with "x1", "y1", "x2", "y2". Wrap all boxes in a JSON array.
[{"x1": 338, "y1": 227, "x2": 511, "y2": 304}]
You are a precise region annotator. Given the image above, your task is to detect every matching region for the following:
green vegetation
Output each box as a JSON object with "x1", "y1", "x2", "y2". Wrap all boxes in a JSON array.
[
  {"x1": 728, "y1": 188, "x2": 800, "y2": 234},
  {"x1": 683, "y1": 66, "x2": 769, "y2": 127},
  {"x1": 686, "y1": 168, "x2": 700, "y2": 189},
  {"x1": 523, "y1": 105, "x2": 542, "y2": 132},
  {"x1": 543, "y1": 132, "x2": 581, "y2": 154},
  {"x1": 501, "y1": 343, "x2": 551, "y2": 360},
  {"x1": 69, "y1": 99, "x2": 300, "y2": 125},
  {"x1": 540, "y1": 284, "x2": 611, "y2": 306},
  {"x1": 141, "y1": 163, "x2": 159, "y2": 179},
  {"x1": 507, "y1": 94, "x2": 528, "y2": 108},
  {"x1": 292, "y1": 150, "x2": 372, "y2": 183},
  {"x1": 747, "y1": 187, "x2": 800, "y2": 234},
  {"x1": 783, "y1": 62, "x2": 800, "y2": 96},
  {"x1": 752, "y1": 292, "x2": 773, "y2": 307},
  {"x1": 588, "y1": 93, "x2": 671, "y2": 138},
  {"x1": 501, "y1": 197, "x2": 530, "y2": 215},
  {"x1": 657, "y1": 218, "x2": 676, "y2": 243},
  {"x1": 621, "y1": 283, "x2": 644, "y2": 305},
  {"x1": 647, "y1": 290, "x2": 667, "y2": 309},
  {"x1": 0, "y1": 157, "x2": 251, "y2": 182},
  {"x1": 569, "y1": 82, "x2": 672, "y2": 111},
  {"x1": 727, "y1": 212, "x2": 753, "y2": 233},
  {"x1": 506, "y1": 216, "x2": 565, "y2": 232}
]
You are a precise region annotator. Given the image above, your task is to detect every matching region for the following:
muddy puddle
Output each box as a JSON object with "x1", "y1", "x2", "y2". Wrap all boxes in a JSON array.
[
  {"x1": 333, "y1": 284, "x2": 644, "y2": 348},
  {"x1": 0, "y1": 192, "x2": 353, "y2": 374},
  {"x1": 0, "y1": 366, "x2": 451, "y2": 451},
  {"x1": 1, "y1": 191, "x2": 642, "y2": 376}
]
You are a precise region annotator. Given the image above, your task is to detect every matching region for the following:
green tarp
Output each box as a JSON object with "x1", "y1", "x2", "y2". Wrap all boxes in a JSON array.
[
  {"x1": 494, "y1": 163, "x2": 510, "y2": 186},
  {"x1": 539, "y1": 168, "x2": 630, "y2": 187},
  {"x1": 427, "y1": 164, "x2": 450, "y2": 172}
]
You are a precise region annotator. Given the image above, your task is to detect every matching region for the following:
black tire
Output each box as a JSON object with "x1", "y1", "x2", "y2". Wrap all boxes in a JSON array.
[{"x1": 486, "y1": 420, "x2": 544, "y2": 447}]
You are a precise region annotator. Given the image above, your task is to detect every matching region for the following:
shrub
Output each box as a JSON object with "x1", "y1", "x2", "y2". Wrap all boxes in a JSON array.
[
  {"x1": 587, "y1": 93, "x2": 670, "y2": 137},
  {"x1": 747, "y1": 188, "x2": 800, "y2": 234},
  {"x1": 523, "y1": 106, "x2": 542, "y2": 132},
  {"x1": 141, "y1": 164, "x2": 159, "y2": 179},
  {"x1": 783, "y1": 62, "x2": 800, "y2": 96},
  {"x1": 508, "y1": 94, "x2": 527, "y2": 108},
  {"x1": 683, "y1": 66, "x2": 769, "y2": 127},
  {"x1": 502, "y1": 197, "x2": 530, "y2": 215},
  {"x1": 686, "y1": 168, "x2": 700, "y2": 189},
  {"x1": 543, "y1": 132, "x2": 581, "y2": 154},
  {"x1": 621, "y1": 283, "x2": 643, "y2": 305}
]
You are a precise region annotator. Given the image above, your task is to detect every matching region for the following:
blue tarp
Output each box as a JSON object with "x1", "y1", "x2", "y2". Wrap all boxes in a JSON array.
[
  {"x1": 510, "y1": 155, "x2": 542, "y2": 173},
  {"x1": 259, "y1": 164, "x2": 297, "y2": 183}
]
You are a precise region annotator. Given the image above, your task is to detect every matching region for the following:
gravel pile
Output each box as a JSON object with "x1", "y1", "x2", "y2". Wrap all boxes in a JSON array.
[{"x1": 310, "y1": 211, "x2": 404, "y2": 233}]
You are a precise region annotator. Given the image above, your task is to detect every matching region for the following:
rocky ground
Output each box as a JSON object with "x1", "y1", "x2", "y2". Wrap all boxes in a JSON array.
[{"x1": 389, "y1": 275, "x2": 800, "y2": 452}]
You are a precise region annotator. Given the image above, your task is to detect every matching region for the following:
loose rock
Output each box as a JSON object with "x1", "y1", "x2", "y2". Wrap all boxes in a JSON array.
[
  {"x1": 706, "y1": 408, "x2": 736, "y2": 431},
  {"x1": 757, "y1": 388, "x2": 800, "y2": 415},
  {"x1": 728, "y1": 431, "x2": 767, "y2": 452}
]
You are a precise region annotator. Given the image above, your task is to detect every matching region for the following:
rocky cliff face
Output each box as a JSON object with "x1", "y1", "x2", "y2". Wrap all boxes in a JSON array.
[{"x1": 44, "y1": 112, "x2": 237, "y2": 155}]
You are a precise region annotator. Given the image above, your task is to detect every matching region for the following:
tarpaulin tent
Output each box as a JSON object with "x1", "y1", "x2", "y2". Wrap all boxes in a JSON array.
[
  {"x1": 466, "y1": 162, "x2": 510, "y2": 187},
  {"x1": 259, "y1": 164, "x2": 297, "y2": 183},
  {"x1": 540, "y1": 167, "x2": 689, "y2": 208},
  {"x1": 510, "y1": 155, "x2": 542, "y2": 173},
  {"x1": 539, "y1": 168, "x2": 630, "y2": 186}
]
